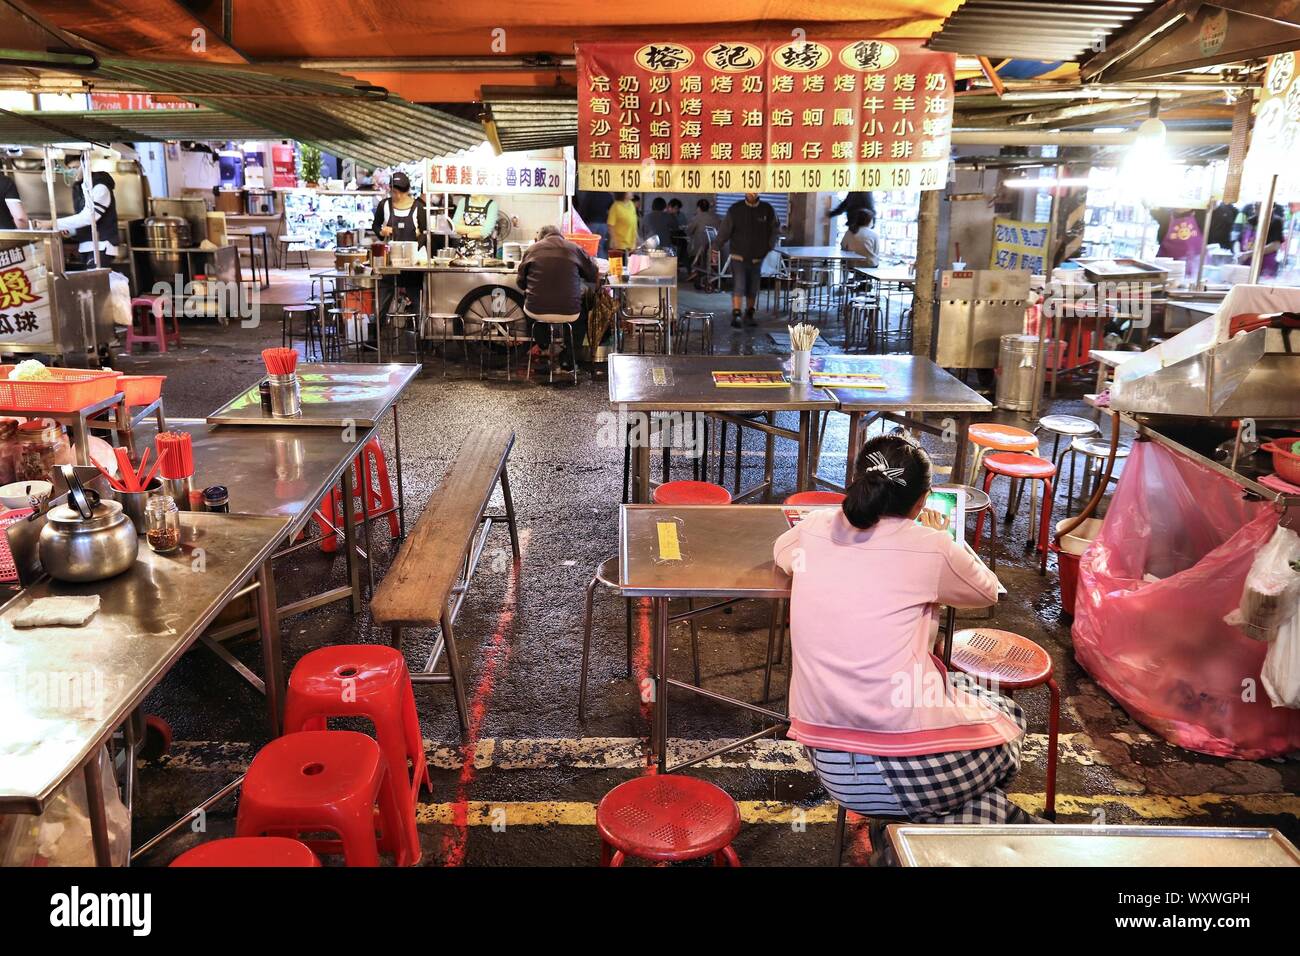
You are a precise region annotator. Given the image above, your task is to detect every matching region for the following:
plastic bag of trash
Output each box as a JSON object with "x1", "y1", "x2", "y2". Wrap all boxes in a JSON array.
[
  {"x1": 1072, "y1": 440, "x2": 1300, "y2": 759},
  {"x1": 106, "y1": 271, "x2": 133, "y2": 328},
  {"x1": 0, "y1": 746, "x2": 130, "y2": 866},
  {"x1": 1225, "y1": 525, "x2": 1300, "y2": 642},
  {"x1": 1263, "y1": 614, "x2": 1300, "y2": 708}
]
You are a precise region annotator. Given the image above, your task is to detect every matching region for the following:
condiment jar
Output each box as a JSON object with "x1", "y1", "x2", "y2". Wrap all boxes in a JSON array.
[
  {"x1": 15, "y1": 419, "x2": 73, "y2": 482},
  {"x1": 203, "y1": 485, "x2": 230, "y2": 513},
  {"x1": 144, "y1": 495, "x2": 181, "y2": 554}
]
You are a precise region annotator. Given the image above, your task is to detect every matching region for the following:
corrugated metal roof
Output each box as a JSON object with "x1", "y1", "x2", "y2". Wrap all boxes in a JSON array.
[
  {"x1": 0, "y1": 55, "x2": 487, "y2": 166},
  {"x1": 481, "y1": 87, "x2": 577, "y2": 153},
  {"x1": 0, "y1": 108, "x2": 281, "y2": 144},
  {"x1": 928, "y1": 0, "x2": 1159, "y2": 62}
]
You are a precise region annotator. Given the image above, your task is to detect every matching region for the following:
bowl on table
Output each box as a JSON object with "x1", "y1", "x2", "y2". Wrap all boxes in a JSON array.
[{"x1": 0, "y1": 479, "x2": 52, "y2": 510}]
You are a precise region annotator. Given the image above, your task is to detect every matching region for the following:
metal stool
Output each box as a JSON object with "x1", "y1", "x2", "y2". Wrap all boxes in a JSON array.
[
  {"x1": 424, "y1": 313, "x2": 465, "y2": 377},
  {"x1": 384, "y1": 287, "x2": 423, "y2": 363},
  {"x1": 478, "y1": 315, "x2": 527, "y2": 381},
  {"x1": 278, "y1": 234, "x2": 310, "y2": 269},
  {"x1": 621, "y1": 316, "x2": 666, "y2": 354},
  {"x1": 1066, "y1": 437, "x2": 1130, "y2": 512},
  {"x1": 1037, "y1": 414, "x2": 1099, "y2": 505},
  {"x1": 675, "y1": 310, "x2": 714, "y2": 355},
  {"x1": 526, "y1": 311, "x2": 581, "y2": 384},
  {"x1": 950, "y1": 627, "x2": 1059, "y2": 821},
  {"x1": 831, "y1": 805, "x2": 907, "y2": 866},
  {"x1": 326, "y1": 307, "x2": 361, "y2": 362},
  {"x1": 965, "y1": 422, "x2": 1039, "y2": 485},
  {"x1": 281, "y1": 304, "x2": 316, "y2": 352}
]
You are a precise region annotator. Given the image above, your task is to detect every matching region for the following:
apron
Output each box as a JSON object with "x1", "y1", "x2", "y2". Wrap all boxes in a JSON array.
[
  {"x1": 1158, "y1": 211, "x2": 1204, "y2": 273},
  {"x1": 386, "y1": 200, "x2": 420, "y2": 243},
  {"x1": 1240, "y1": 221, "x2": 1280, "y2": 278}
]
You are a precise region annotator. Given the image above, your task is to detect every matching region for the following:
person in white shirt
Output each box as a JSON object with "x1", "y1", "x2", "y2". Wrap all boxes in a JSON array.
[
  {"x1": 841, "y1": 208, "x2": 879, "y2": 268},
  {"x1": 53, "y1": 154, "x2": 119, "y2": 267}
]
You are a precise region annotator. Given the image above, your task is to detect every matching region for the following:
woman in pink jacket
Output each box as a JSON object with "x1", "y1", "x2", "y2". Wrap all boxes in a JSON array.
[{"x1": 773, "y1": 433, "x2": 1034, "y2": 825}]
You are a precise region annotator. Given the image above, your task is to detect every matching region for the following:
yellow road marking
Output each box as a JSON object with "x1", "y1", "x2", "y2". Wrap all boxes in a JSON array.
[{"x1": 417, "y1": 793, "x2": 1300, "y2": 827}]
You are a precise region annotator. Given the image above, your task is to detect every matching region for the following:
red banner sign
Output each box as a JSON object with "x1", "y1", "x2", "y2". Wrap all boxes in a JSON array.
[{"x1": 577, "y1": 39, "x2": 954, "y2": 194}]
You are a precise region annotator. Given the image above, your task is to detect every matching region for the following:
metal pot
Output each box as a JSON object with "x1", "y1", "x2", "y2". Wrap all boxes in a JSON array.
[
  {"x1": 38, "y1": 465, "x2": 139, "y2": 583},
  {"x1": 336, "y1": 229, "x2": 362, "y2": 248},
  {"x1": 143, "y1": 215, "x2": 191, "y2": 285},
  {"x1": 335, "y1": 247, "x2": 368, "y2": 272}
]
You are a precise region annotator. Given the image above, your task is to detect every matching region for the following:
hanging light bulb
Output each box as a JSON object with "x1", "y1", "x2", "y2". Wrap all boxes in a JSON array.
[{"x1": 1135, "y1": 97, "x2": 1167, "y2": 148}]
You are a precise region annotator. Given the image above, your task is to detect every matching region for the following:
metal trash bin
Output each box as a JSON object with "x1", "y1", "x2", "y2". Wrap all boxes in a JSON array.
[{"x1": 996, "y1": 333, "x2": 1052, "y2": 411}]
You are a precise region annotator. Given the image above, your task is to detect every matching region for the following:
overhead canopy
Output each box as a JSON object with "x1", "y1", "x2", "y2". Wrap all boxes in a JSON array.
[
  {"x1": 481, "y1": 87, "x2": 577, "y2": 155},
  {"x1": 0, "y1": 107, "x2": 283, "y2": 144},
  {"x1": 929, "y1": 0, "x2": 1159, "y2": 62}
]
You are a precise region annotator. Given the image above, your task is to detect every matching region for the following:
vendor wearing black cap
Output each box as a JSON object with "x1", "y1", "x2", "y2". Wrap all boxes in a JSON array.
[
  {"x1": 372, "y1": 171, "x2": 428, "y2": 326},
  {"x1": 54, "y1": 153, "x2": 119, "y2": 268}
]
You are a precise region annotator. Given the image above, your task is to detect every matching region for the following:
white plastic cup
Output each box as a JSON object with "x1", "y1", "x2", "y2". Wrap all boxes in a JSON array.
[{"x1": 791, "y1": 349, "x2": 812, "y2": 384}]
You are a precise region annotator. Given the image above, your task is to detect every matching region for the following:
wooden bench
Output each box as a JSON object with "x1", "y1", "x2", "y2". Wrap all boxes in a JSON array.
[{"x1": 370, "y1": 426, "x2": 521, "y2": 736}]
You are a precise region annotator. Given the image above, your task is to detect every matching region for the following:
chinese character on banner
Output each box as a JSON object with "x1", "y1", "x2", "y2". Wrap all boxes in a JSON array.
[
  {"x1": 991, "y1": 218, "x2": 1048, "y2": 273},
  {"x1": 576, "y1": 39, "x2": 953, "y2": 192},
  {"x1": 424, "y1": 154, "x2": 566, "y2": 195},
  {"x1": 0, "y1": 247, "x2": 51, "y2": 344}
]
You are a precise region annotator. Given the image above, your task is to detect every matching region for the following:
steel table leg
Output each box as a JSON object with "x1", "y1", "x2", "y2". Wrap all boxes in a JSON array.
[
  {"x1": 392, "y1": 403, "x2": 407, "y2": 538},
  {"x1": 84, "y1": 756, "x2": 113, "y2": 866},
  {"x1": 796, "y1": 411, "x2": 812, "y2": 492},
  {"x1": 256, "y1": 560, "x2": 285, "y2": 735},
  {"x1": 951, "y1": 414, "x2": 971, "y2": 488},
  {"x1": 845, "y1": 411, "x2": 862, "y2": 484},
  {"x1": 654, "y1": 595, "x2": 670, "y2": 771},
  {"x1": 634, "y1": 430, "x2": 651, "y2": 504},
  {"x1": 341, "y1": 456, "x2": 362, "y2": 613}
]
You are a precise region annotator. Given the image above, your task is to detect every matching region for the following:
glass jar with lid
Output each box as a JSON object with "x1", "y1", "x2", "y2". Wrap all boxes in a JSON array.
[
  {"x1": 144, "y1": 495, "x2": 181, "y2": 554},
  {"x1": 14, "y1": 419, "x2": 73, "y2": 482}
]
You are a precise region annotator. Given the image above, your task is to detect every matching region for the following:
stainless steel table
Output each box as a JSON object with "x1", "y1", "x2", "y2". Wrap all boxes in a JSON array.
[
  {"x1": 779, "y1": 245, "x2": 870, "y2": 264},
  {"x1": 206, "y1": 362, "x2": 419, "y2": 428},
  {"x1": 887, "y1": 823, "x2": 1300, "y2": 867},
  {"x1": 608, "y1": 353, "x2": 836, "y2": 502},
  {"x1": 619, "y1": 504, "x2": 792, "y2": 772},
  {"x1": 135, "y1": 417, "x2": 387, "y2": 617},
  {"x1": 0, "y1": 511, "x2": 289, "y2": 865},
  {"x1": 809, "y1": 354, "x2": 992, "y2": 486}
]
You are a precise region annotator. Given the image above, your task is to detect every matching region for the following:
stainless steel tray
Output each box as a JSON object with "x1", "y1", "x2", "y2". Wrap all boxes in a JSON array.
[{"x1": 887, "y1": 823, "x2": 1300, "y2": 867}]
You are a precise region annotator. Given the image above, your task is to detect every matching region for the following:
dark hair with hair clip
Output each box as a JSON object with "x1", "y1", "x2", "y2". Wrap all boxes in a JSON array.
[{"x1": 841, "y1": 433, "x2": 932, "y2": 530}]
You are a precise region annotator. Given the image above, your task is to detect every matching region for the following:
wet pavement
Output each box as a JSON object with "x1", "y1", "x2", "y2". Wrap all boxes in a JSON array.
[{"x1": 124, "y1": 271, "x2": 1299, "y2": 865}]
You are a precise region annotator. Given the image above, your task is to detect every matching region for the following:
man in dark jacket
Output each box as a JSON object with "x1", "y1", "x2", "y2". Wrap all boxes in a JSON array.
[
  {"x1": 518, "y1": 225, "x2": 598, "y2": 371},
  {"x1": 713, "y1": 193, "x2": 779, "y2": 327}
]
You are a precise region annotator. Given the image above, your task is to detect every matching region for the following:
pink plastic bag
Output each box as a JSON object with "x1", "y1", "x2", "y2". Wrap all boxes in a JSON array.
[{"x1": 1072, "y1": 440, "x2": 1300, "y2": 758}]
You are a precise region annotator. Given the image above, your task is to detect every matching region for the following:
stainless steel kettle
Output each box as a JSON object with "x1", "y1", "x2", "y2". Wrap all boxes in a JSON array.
[{"x1": 38, "y1": 465, "x2": 139, "y2": 583}]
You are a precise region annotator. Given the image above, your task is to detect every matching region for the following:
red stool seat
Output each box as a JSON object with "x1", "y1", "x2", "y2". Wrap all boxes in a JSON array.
[
  {"x1": 285, "y1": 645, "x2": 430, "y2": 808},
  {"x1": 596, "y1": 775, "x2": 741, "y2": 866},
  {"x1": 170, "y1": 836, "x2": 320, "y2": 867},
  {"x1": 236, "y1": 730, "x2": 420, "y2": 867},
  {"x1": 652, "y1": 480, "x2": 732, "y2": 505},
  {"x1": 784, "y1": 491, "x2": 845, "y2": 506},
  {"x1": 968, "y1": 423, "x2": 1038, "y2": 452},
  {"x1": 982, "y1": 452, "x2": 1056, "y2": 480},
  {"x1": 949, "y1": 628, "x2": 1059, "y2": 820},
  {"x1": 950, "y1": 627, "x2": 1053, "y2": 689}
]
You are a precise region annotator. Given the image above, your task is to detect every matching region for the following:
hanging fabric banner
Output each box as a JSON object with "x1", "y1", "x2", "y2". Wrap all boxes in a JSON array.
[
  {"x1": 576, "y1": 39, "x2": 954, "y2": 194},
  {"x1": 990, "y1": 217, "x2": 1048, "y2": 273}
]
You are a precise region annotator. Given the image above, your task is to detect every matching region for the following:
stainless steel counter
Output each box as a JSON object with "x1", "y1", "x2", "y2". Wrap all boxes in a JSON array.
[
  {"x1": 0, "y1": 511, "x2": 289, "y2": 816},
  {"x1": 205, "y1": 363, "x2": 420, "y2": 428},
  {"x1": 887, "y1": 823, "x2": 1300, "y2": 867},
  {"x1": 811, "y1": 354, "x2": 991, "y2": 414},
  {"x1": 608, "y1": 354, "x2": 834, "y2": 413}
]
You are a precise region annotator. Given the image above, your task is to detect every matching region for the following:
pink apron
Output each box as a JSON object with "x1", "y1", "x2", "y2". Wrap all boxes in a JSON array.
[{"x1": 1158, "y1": 211, "x2": 1204, "y2": 273}]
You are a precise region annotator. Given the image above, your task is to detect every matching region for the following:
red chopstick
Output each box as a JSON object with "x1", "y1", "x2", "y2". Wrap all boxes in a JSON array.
[
  {"x1": 114, "y1": 447, "x2": 137, "y2": 493},
  {"x1": 93, "y1": 460, "x2": 129, "y2": 494}
]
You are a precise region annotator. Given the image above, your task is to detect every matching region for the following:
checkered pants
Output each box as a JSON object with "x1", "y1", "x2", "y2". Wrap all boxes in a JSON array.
[{"x1": 810, "y1": 677, "x2": 1038, "y2": 826}]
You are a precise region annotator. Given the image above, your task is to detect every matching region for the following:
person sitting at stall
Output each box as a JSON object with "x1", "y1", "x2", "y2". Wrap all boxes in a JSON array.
[
  {"x1": 773, "y1": 433, "x2": 1035, "y2": 826},
  {"x1": 372, "y1": 171, "x2": 427, "y2": 325},
  {"x1": 1237, "y1": 202, "x2": 1286, "y2": 279},
  {"x1": 518, "y1": 225, "x2": 598, "y2": 374},
  {"x1": 0, "y1": 171, "x2": 27, "y2": 230},
  {"x1": 841, "y1": 207, "x2": 880, "y2": 267},
  {"x1": 606, "y1": 192, "x2": 638, "y2": 259},
  {"x1": 53, "y1": 154, "x2": 118, "y2": 268},
  {"x1": 686, "y1": 198, "x2": 722, "y2": 288}
]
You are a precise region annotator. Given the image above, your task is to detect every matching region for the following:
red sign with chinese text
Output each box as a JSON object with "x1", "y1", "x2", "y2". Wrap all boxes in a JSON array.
[{"x1": 577, "y1": 39, "x2": 953, "y2": 194}]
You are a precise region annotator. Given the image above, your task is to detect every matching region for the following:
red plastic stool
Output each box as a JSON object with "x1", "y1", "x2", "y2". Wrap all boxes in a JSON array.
[
  {"x1": 170, "y1": 836, "x2": 320, "y2": 867},
  {"x1": 949, "y1": 628, "x2": 1059, "y2": 821},
  {"x1": 652, "y1": 480, "x2": 731, "y2": 505},
  {"x1": 314, "y1": 437, "x2": 399, "y2": 553},
  {"x1": 974, "y1": 452, "x2": 1055, "y2": 575},
  {"x1": 285, "y1": 645, "x2": 430, "y2": 809},
  {"x1": 965, "y1": 423, "x2": 1038, "y2": 484},
  {"x1": 125, "y1": 296, "x2": 181, "y2": 355},
  {"x1": 596, "y1": 775, "x2": 742, "y2": 866},
  {"x1": 784, "y1": 491, "x2": 845, "y2": 505},
  {"x1": 235, "y1": 730, "x2": 420, "y2": 867}
]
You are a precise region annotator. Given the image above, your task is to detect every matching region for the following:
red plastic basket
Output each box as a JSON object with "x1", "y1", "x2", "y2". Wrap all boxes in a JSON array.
[
  {"x1": 116, "y1": 374, "x2": 167, "y2": 407},
  {"x1": 564, "y1": 233, "x2": 601, "y2": 257},
  {"x1": 0, "y1": 366, "x2": 120, "y2": 414},
  {"x1": 1261, "y1": 437, "x2": 1300, "y2": 485}
]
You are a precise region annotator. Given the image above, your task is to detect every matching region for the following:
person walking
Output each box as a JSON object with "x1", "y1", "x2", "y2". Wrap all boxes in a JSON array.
[
  {"x1": 606, "y1": 192, "x2": 638, "y2": 259},
  {"x1": 712, "y1": 192, "x2": 779, "y2": 327}
]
